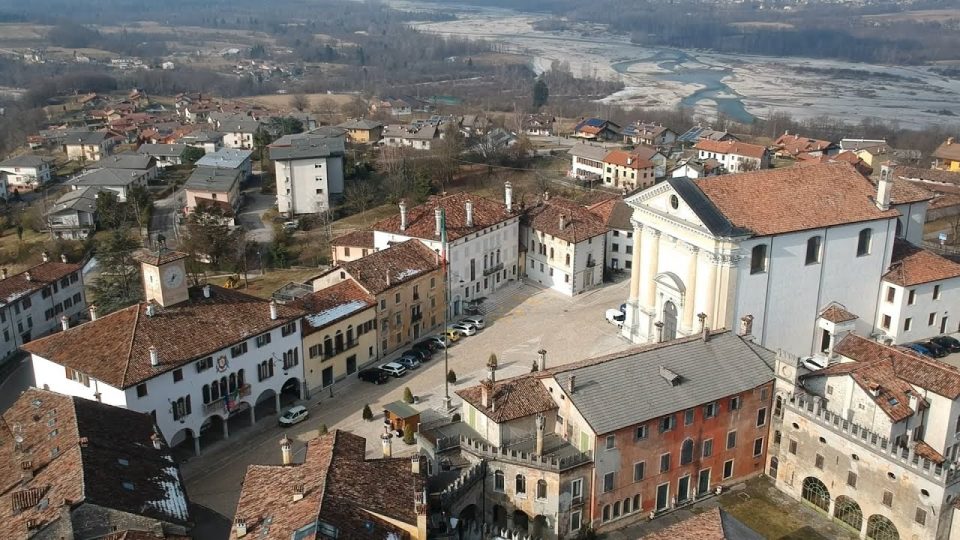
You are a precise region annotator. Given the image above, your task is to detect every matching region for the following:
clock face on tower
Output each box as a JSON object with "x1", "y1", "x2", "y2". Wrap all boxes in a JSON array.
[{"x1": 163, "y1": 267, "x2": 184, "y2": 288}]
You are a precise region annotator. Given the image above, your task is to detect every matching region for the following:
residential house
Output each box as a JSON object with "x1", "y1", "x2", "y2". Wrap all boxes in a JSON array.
[
  {"x1": 587, "y1": 197, "x2": 635, "y2": 273},
  {"x1": 337, "y1": 118, "x2": 384, "y2": 144},
  {"x1": 572, "y1": 118, "x2": 621, "y2": 141},
  {"x1": 195, "y1": 148, "x2": 253, "y2": 179},
  {"x1": 460, "y1": 114, "x2": 490, "y2": 137},
  {"x1": 63, "y1": 130, "x2": 114, "y2": 162},
  {"x1": 184, "y1": 166, "x2": 243, "y2": 215},
  {"x1": 670, "y1": 158, "x2": 722, "y2": 179},
  {"x1": 372, "y1": 96, "x2": 416, "y2": 117},
  {"x1": 773, "y1": 132, "x2": 838, "y2": 158},
  {"x1": 138, "y1": 143, "x2": 189, "y2": 167},
  {"x1": 0, "y1": 256, "x2": 86, "y2": 365},
  {"x1": 26, "y1": 249, "x2": 307, "y2": 456},
  {"x1": 523, "y1": 195, "x2": 606, "y2": 296},
  {"x1": 381, "y1": 124, "x2": 441, "y2": 150},
  {"x1": 231, "y1": 430, "x2": 427, "y2": 540},
  {"x1": 178, "y1": 131, "x2": 224, "y2": 154},
  {"x1": 0, "y1": 154, "x2": 53, "y2": 191},
  {"x1": 270, "y1": 133, "x2": 346, "y2": 215},
  {"x1": 677, "y1": 126, "x2": 738, "y2": 146},
  {"x1": 0, "y1": 388, "x2": 192, "y2": 539},
  {"x1": 622, "y1": 122, "x2": 677, "y2": 147},
  {"x1": 46, "y1": 186, "x2": 101, "y2": 239},
  {"x1": 218, "y1": 117, "x2": 261, "y2": 150},
  {"x1": 310, "y1": 240, "x2": 444, "y2": 357},
  {"x1": 892, "y1": 166, "x2": 960, "y2": 222},
  {"x1": 68, "y1": 167, "x2": 148, "y2": 202},
  {"x1": 523, "y1": 114, "x2": 556, "y2": 136},
  {"x1": 372, "y1": 188, "x2": 519, "y2": 316},
  {"x1": 631, "y1": 145, "x2": 668, "y2": 178},
  {"x1": 290, "y1": 280, "x2": 377, "y2": 393},
  {"x1": 568, "y1": 143, "x2": 608, "y2": 183},
  {"x1": 601, "y1": 149, "x2": 655, "y2": 191},
  {"x1": 693, "y1": 140, "x2": 770, "y2": 173},
  {"x1": 89, "y1": 152, "x2": 158, "y2": 181},
  {"x1": 796, "y1": 151, "x2": 874, "y2": 177},
  {"x1": 771, "y1": 336, "x2": 960, "y2": 540},
  {"x1": 330, "y1": 230, "x2": 375, "y2": 265},
  {"x1": 932, "y1": 137, "x2": 960, "y2": 172},
  {"x1": 620, "y1": 162, "x2": 917, "y2": 358}
]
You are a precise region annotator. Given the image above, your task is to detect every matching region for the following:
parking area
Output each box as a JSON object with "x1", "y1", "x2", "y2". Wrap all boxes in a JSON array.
[{"x1": 181, "y1": 278, "x2": 632, "y2": 534}]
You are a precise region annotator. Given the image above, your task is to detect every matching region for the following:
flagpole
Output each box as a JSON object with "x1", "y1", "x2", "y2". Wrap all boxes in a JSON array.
[{"x1": 441, "y1": 207, "x2": 452, "y2": 412}]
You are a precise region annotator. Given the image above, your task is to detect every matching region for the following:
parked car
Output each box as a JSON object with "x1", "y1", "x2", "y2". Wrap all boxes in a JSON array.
[
  {"x1": 450, "y1": 322, "x2": 477, "y2": 336},
  {"x1": 278, "y1": 405, "x2": 309, "y2": 426},
  {"x1": 619, "y1": 303, "x2": 626, "y2": 313},
  {"x1": 358, "y1": 368, "x2": 389, "y2": 384},
  {"x1": 445, "y1": 329, "x2": 461, "y2": 343},
  {"x1": 801, "y1": 355, "x2": 827, "y2": 371},
  {"x1": 921, "y1": 341, "x2": 948, "y2": 358},
  {"x1": 605, "y1": 308, "x2": 625, "y2": 328},
  {"x1": 424, "y1": 335, "x2": 448, "y2": 349},
  {"x1": 460, "y1": 315, "x2": 485, "y2": 329},
  {"x1": 396, "y1": 356, "x2": 421, "y2": 370},
  {"x1": 403, "y1": 348, "x2": 429, "y2": 362},
  {"x1": 380, "y1": 362, "x2": 408, "y2": 377},
  {"x1": 931, "y1": 335, "x2": 960, "y2": 353},
  {"x1": 415, "y1": 339, "x2": 439, "y2": 352},
  {"x1": 905, "y1": 343, "x2": 933, "y2": 357}
]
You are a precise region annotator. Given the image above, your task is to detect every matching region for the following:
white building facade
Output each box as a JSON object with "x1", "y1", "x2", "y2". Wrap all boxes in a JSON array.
[{"x1": 271, "y1": 135, "x2": 346, "y2": 215}]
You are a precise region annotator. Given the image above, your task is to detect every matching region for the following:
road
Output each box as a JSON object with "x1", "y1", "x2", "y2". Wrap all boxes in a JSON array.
[
  {"x1": 236, "y1": 175, "x2": 275, "y2": 246},
  {"x1": 150, "y1": 188, "x2": 184, "y2": 248},
  {"x1": 181, "y1": 278, "x2": 631, "y2": 538}
]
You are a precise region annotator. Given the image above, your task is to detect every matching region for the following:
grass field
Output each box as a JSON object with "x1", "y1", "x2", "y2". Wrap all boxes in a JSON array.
[
  {"x1": 210, "y1": 268, "x2": 321, "y2": 299},
  {"x1": 864, "y1": 9, "x2": 960, "y2": 23},
  {"x1": 240, "y1": 93, "x2": 358, "y2": 111}
]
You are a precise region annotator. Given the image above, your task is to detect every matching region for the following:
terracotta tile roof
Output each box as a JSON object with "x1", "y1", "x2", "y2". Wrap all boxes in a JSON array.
[
  {"x1": 798, "y1": 151, "x2": 874, "y2": 176},
  {"x1": 642, "y1": 508, "x2": 763, "y2": 539},
  {"x1": 894, "y1": 165, "x2": 960, "y2": 186},
  {"x1": 331, "y1": 230, "x2": 374, "y2": 248},
  {"x1": 0, "y1": 388, "x2": 191, "y2": 538},
  {"x1": 867, "y1": 176, "x2": 933, "y2": 205},
  {"x1": 774, "y1": 133, "x2": 834, "y2": 156},
  {"x1": 695, "y1": 162, "x2": 899, "y2": 236},
  {"x1": 930, "y1": 192, "x2": 960, "y2": 210},
  {"x1": 630, "y1": 145, "x2": 662, "y2": 161},
  {"x1": 819, "y1": 304, "x2": 858, "y2": 324},
  {"x1": 809, "y1": 357, "x2": 923, "y2": 422},
  {"x1": 100, "y1": 532, "x2": 190, "y2": 540},
  {"x1": 133, "y1": 249, "x2": 188, "y2": 267},
  {"x1": 0, "y1": 260, "x2": 82, "y2": 307},
  {"x1": 587, "y1": 197, "x2": 633, "y2": 230},
  {"x1": 233, "y1": 430, "x2": 423, "y2": 540},
  {"x1": 915, "y1": 441, "x2": 946, "y2": 464},
  {"x1": 603, "y1": 149, "x2": 654, "y2": 170},
  {"x1": 933, "y1": 139, "x2": 960, "y2": 162},
  {"x1": 23, "y1": 286, "x2": 305, "y2": 389},
  {"x1": 883, "y1": 240, "x2": 960, "y2": 286},
  {"x1": 290, "y1": 280, "x2": 374, "y2": 336},
  {"x1": 834, "y1": 334, "x2": 960, "y2": 399},
  {"x1": 524, "y1": 197, "x2": 608, "y2": 244},
  {"x1": 373, "y1": 192, "x2": 512, "y2": 243},
  {"x1": 456, "y1": 374, "x2": 557, "y2": 423},
  {"x1": 319, "y1": 239, "x2": 440, "y2": 296},
  {"x1": 694, "y1": 139, "x2": 767, "y2": 160}
]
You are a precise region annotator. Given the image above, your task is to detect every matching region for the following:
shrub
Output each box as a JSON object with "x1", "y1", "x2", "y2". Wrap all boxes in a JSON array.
[
  {"x1": 487, "y1": 353, "x2": 498, "y2": 369},
  {"x1": 362, "y1": 404, "x2": 373, "y2": 421},
  {"x1": 403, "y1": 387, "x2": 414, "y2": 403},
  {"x1": 447, "y1": 369, "x2": 457, "y2": 384},
  {"x1": 318, "y1": 423, "x2": 328, "y2": 435},
  {"x1": 403, "y1": 423, "x2": 416, "y2": 445}
]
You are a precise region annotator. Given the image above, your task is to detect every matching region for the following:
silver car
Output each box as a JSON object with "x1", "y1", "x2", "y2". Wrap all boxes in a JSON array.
[{"x1": 461, "y1": 315, "x2": 485, "y2": 329}]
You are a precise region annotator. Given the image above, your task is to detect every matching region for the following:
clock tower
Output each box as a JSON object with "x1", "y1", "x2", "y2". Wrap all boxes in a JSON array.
[{"x1": 136, "y1": 249, "x2": 190, "y2": 307}]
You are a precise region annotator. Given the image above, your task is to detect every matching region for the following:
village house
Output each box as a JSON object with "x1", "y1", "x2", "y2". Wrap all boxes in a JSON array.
[
  {"x1": 178, "y1": 131, "x2": 224, "y2": 154},
  {"x1": 26, "y1": 249, "x2": 308, "y2": 456},
  {"x1": 68, "y1": 167, "x2": 148, "y2": 202},
  {"x1": 932, "y1": 137, "x2": 960, "y2": 172},
  {"x1": 381, "y1": 124, "x2": 441, "y2": 150},
  {"x1": 0, "y1": 255, "x2": 86, "y2": 366},
  {"x1": 796, "y1": 150, "x2": 874, "y2": 176},
  {"x1": 290, "y1": 279, "x2": 377, "y2": 394},
  {"x1": 522, "y1": 195, "x2": 606, "y2": 297},
  {"x1": 270, "y1": 132, "x2": 346, "y2": 215},
  {"x1": 310, "y1": 240, "x2": 444, "y2": 357},
  {"x1": 630, "y1": 145, "x2": 668, "y2": 179},
  {"x1": 137, "y1": 143, "x2": 189, "y2": 168},
  {"x1": 693, "y1": 140, "x2": 770, "y2": 173},
  {"x1": 63, "y1": 130, "x2": 114, "y2": 162},
  {"x1": 330, "y1": 230, "x2": 375, "y2": 265},
  {"x1": 0, "y1": 154, "x2": 53, "y2": 191},
  {"x1": 0, "y1": 388, "x2": 192, "y2": 539},
  {"x1": 670, "y1": 158, "x2": 723, "y2": 179},
  {"x1": 771, "y1": 335, "x2": 960, "y2": 540},
  {"x1": 232, "y1": 430, "x2": 428, "y2": 540},
  {"x1": 572, "y1": 118, "x2": 621, "y2": 141},
  {"x1": 46, "y1": 186, "x2": 101, "y2": 239},
  {"x1": 195, "y1": 147, "x2": 253, "y2": 179},
  {"x1": 337, "y1": 118, "x2": 384, "y2": 144},
  {"x1": 601, "y1": 149, "x2": 656, "y2": 191},
  {"x1": 371, "y1": 188, "x2": 519, "y2": 316},
  {"x1": 88, "y1": 152, "x2": 158, "y2": 181},
  {"x1": 622, "y1": 122, "x2": 677, "y2": 147},
  {"x1": 523, "y1": 114, "x2": 556, "y2": 136},
  {"x1": 218, "y1": 117, "x2": 261, "y2": 150},
  {"x1": 677, "y1": 126, "x2": 737, "y2": 146},
  {"x1": 183, "y1": 166, "x2": 244, "y2": 216},
  {"x1": 773, "y1": 131, "x2": 838, "y2": 158},
  {"x1": 587, "y1": 197, "x2": 635, "y2": 273},
  {"x1": 568, "y1": 143, "x2": 607, "y2": 184}
]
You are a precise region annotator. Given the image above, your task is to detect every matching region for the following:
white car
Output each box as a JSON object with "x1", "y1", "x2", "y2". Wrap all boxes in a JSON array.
[
  {"x1": 605, "y1": 308, "x2": 625, "y2": 328},
  {"x1": 380, "y1": 362, "x2": 408, "y2": 377},
  {"x1": 450, "y1": 323, "x2": 477, "y2": 336},
  {"x1": 801, "y1": 356, "x2": 827, "y2": 371},
  {"x1": 278, "y1": 405, "x2": 309, "y2": 426},
  {"x1": 424, "y1": 335, "x2": 448, "y2": 349},
  {"x1": 461, "y1": 316, "x2": 485, "y2": 329}
]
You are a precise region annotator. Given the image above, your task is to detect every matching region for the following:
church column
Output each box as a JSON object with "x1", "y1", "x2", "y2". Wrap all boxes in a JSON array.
[
  {"x1": 640, "y1": 228, "x2": 661, "y2": 312},
  {"x1": 628, "y1": 223, "x2": 643, "y2": 303},
  {"x1": 681, "y1": 244, "x2": 699, "y2": 333},
  {"x1": 694, "y1": 252, "x2": 719, "y2": 328}
]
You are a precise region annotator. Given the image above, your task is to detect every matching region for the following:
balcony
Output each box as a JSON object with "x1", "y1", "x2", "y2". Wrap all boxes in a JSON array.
[
  {"x1": 322, "y1": 340, "x2": 359, "y2": 360},
  {"x1": 411, "y1": 311, "x2": 423, "y2": 323},
  {"x1": 203, "y1": 384, "x2": 251, "y2": 415},
  {"x1": 483, "y1": 263, "x2": 504, "y2": 277}
]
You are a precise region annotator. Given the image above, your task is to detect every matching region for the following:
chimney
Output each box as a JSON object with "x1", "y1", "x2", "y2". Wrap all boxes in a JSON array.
[
  {"x1": 543, "y1": 191, "x2": 550, "y2": 202},
  {"x1": 386, "y1": 270, "x2": 392, "y2": 287},
  {"x1": 505, "y1": 181, "x2": 513, "y2": 212},
  {"x1": 465, "y1": 200, "x2": 474, "y2": 228},
  {"x1": 292, "y1": 482, "x2": 305, "y2": 502},
  {"x1": 537, "y1": 349, "x2": 547, "y2": 372},
  {"x1": 381, "y1": 425, "x2": 393, "y2": 458},
  {"x1": 535, "y1": 413, "x2": 545, "y2": 456},
  {"x1": 150, "y1": 432, "x2": 162, "y2": 450},
  {"x1": 41, "y1": 251, "x2": 49, "y2": 263},
  {"x1": 411, "y1": 454, "x2": 422, "y2": 475},
  {"x1": 203, "y1": 284, "x2": 211, "y2": 298},
  {"x1": 701, "y1": 325, "x2": 710, "y2": 342},
  {"x1": 146, "y1": 302, "x2": 156, "y2": 317},
  {"x1": 948, "y1": 137, "x2": 955, "y2": 146},
  {"x1": 567, "y1": 375, "x2": 576, "y2": 394},
  {"x1": 24, "y1": 271, "x2": 31, "y2": 282},
  {"x1": 60, "y1": 253, "x2": 68, "y2": 263},
  {"x1": 877, "y1": 165, "x2": 893, "y2": 211},
  {"x1": 627, "y1": 157, "x2": 633, "y2": 165},
  {"x1": 149, "y1": 346, "x2": 159, "y2": 367},
  {"x1": 234, "y1": 518, "x2": 247, "y2": 539},
  {"x1": 739, "y1": 315, "x2": 754, "y2": 337},
  {"x1": 434, "y1": 207, "x2": 443, "y2": 236},
  {"x1": 2, "y1": 268, "x2": 7, "y2": 280},
  {"x1": 60, "y1": 316, "x2": 69, "y2": 332},
  {"x1": 480, "y1": 381, "x2": 490, "y2": 409},
  {"x1": 88, "y1": 304, "x2": 97, "y2": 321},
  {"x1": 280, "y1": 435, "x2": 293, "y2": 465},
  {"x1": 908, "y1": 391, "x2": 919, "y2": 413},
  {"x1": 399, "y1": 200, "x2": 408, "y2": 231},
  {"x1": 559, "y1": 214, "x2": 566, "y2": 231},
  {"x1": 269, "y1": 300, "x2": 278, "y2": 320}
]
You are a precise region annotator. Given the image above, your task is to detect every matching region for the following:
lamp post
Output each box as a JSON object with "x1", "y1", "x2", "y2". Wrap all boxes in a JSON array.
[{"x1": 441, "y1": 208, "x2": 452, "y2": 412}]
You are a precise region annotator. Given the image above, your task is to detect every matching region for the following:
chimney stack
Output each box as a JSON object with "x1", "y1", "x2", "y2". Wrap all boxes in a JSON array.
[
  {"x1": 150, "y1": 432, "x2": 162, "y2": 450},
  {"x1": 381, "y1": 425, "x2": 393, "y2": 458},
  {"x1": 234, "y1": 518, "x2": 247, "y2": 539},
  {"x1": 41, "y1": 251, "x2": 49, "y2": 263},
  {"x1": 543, "y1": 191, "x2": 550, "y2": 202},
  {"x1": 269, "y1": 300, "x2": 278, "y2": 320},
  {"x1": 567, "y1": 375, "x2": 576, "y2": 394},
  {"x1": 559, "y1": 214, "x2": 566, "y2": 231},
  {"x1": 1, "y1": 268, "x2": 7, "y2": 280},
  {"x1": 948, "y1": 137, "x2": 955, "y2": 146},
  {"x1": 739, "y1": 315, "x2": 754, "y2": 337},
  {"x1": 386, "y1": 271, "x2": 392, "y2": 287},
  {"x1": 534, "y1": 413, "x2": 545, "y2": 456},
  {"x1": 399, "y1": 200, "x2": 408, "y2": 231},
  {"x1": 203, "y1": 284, "x2": 211, "y2": 298},
  {"x1": 280, "y1": 435, "x2": 293, "y2": 465},
  {"x1": 434, "y1": 207, "x2": 443, "y2": 236},
  {"x1": 877, "y1": 164, "x2": 893, "y2": 211},
  {"x1": 60, "y1": 316, "x2": 69, "y2": 332},
  {"x1": 24, "y1": 271, "x2": 31, "y2": 282},
  {"x1": 480, "y1": 381, "x2": 490, "y2": 409},
  {"x1": 292, "y1": 482, "x2": 305, "y2": 502},
  {"x1": 627, "y1": 156, "x2": 633, "y2": 166},
  {"x1": 537, "y1": 349, "x2": 547, "y2": 372},
  {"x1": 465, "y1": 200, "x2": 474, "y2": 228},
  {"x1": 149, "y1": 346, "x2": 159, "y2": 367},
  {"x1": 411, "y1": 454, "x2": 422, "y2": 475},
  {"x1": 88, "y1": 304, "x2": 97, "y2": 321},
  {"x1": 146, "y1": 302, "x2": 156, "y2": 317},
  {"x1": 505, "y1": 181, "x2": 513, "y2": 212}
]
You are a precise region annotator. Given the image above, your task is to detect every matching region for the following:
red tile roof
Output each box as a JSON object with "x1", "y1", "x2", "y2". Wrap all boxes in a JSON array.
[
  {"x1": 23, "y1": 286, "x2": 305, "y2": 389},
  {"x1": 456, "y1": 374, "x2": 557, "y2": 423},
  {"x1": 809, "y1": 358, "x2": 923, "y2": 422},
  {"x1": 819, "y1": 304, "x2": 858, "y2": 324},
  {"x1": 882, "y1": 240, "x2": 960, "y2": 287},
  {"x1": 525, "y1": 197, "x2": 608, "y2": 243},
  {"x1": 373, "y1": 191, "x2": 512, "y2": 243},
  {"x1": 933, "y1": 139, "x2": 960, "y2": 162},
  {"x1": 0, "y1": 260, "x2": 82, "y2": 307},
  {"x1": 696, "y1": 162, "x2": 899, "y2": 236},
  {"x1": 319, "y1": 239, "x2": 440, "y2": 296},
  {"x1": 290, "y1": 280, "x2": 375, "y2": 336},
  {"x1": 331, "y1": 230, "x2": 374, "y2": 249},
  {"x1": 894, "y1": 165, "x2": 960, "y2": 186},
  {"x1": 587, "y1": 197, "x2": 633, "y2": 230},
  {"x1": 133, "y1": 249, "x2": 188, "y2": 267},
  {"x1": 834, "y1": 334, "x2": 960, "y2": 399},
  {"x1": 774, "y1": 133, "x2": 834, "y2": 156},
  {"x1": 694, "y1": 139, "x2": 768, "y2": 160},
  {"x1": 232, "y1": 430, "x2": 423, "y2": 540},
  {"x1": 603, "y1": 149, "x2": 654, "y2": 170},
  {"x1": 642, "y1": 508, "x2": 727, "y2": 539}
]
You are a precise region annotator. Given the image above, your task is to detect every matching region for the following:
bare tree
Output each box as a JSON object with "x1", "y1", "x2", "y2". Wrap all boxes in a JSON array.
[{"x1": 290, "y1": 93, "x2": 310, "y2": 112}]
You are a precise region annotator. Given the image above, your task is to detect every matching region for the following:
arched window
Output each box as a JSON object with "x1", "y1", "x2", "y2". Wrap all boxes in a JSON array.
[
  {"x1": 346, "y1": 325, "x2": 354, "y2": 345},
  {"x1": 211, "y1": 382, "x2": 220, "y2": 401},
  {"x1": 496, "y1": 249, "x2": 501, "y2": 264},
  {"x1": 323, "y1": 335, "x2": 333, "y2": 358},
  {"x1": 202, "y1": 384, "x2": 211, "y2": 404},
  {"x1": 335, "y1": 330, "x2": 344, "y2": 352},
  {"x1": 484, "y1": 254, "x2": 488, "y2": 269},
  {"x1": 802, "y1": 477, "x2": 831, "y2": 513},
  {"x1": 866, "y1": 514, "x2": 899, "y2": 540},
  {"x1": 857, "y1": 228, "x2": 872, "y2": 257},
  {"x1": 228, "y1": 373, "x2": 237, "y2": 393},
  {"x1": 632, "y1": 494, "x2": 641, "y2": 513},
  {"x1": 515, "y1": 474, "x2": 526, "y2": 494},
  {"x1": 623, "y1": 497, "x2": 631, "y2": 514},
  {"x1": 565, "y1": 253, "x2": 571, "y2": 266},
  {"x1": 613, "y1": 500, "x2": 621, "y2": 517},
  {"x1": 602, "y1": 505, "x2": 611, "y2": 522},
  {"x1": 750, "y1": 244, "x2": 767, "y2": 274},
  {"x1": 805, "y1": 236, "x2": 822, "y2": 265},
  {"x1": 237, "y1": 369, "x2": 245, "y2": 386},
  {"x1": 219, "y1": 377, "x2": 227, "y2": 397},
  {"x1": 680, "y1": 438, "x2": 694, "y2": 465},
  {"x1": 494, "y1": 470, "x2": 504, "y2": 492},
  {"x1": 536, "y1": 479, "x2": 547, "y2": 499}
]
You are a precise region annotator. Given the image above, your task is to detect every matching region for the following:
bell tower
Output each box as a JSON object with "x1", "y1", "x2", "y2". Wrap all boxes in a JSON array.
[{"x1": 135, "y1": 249, "x2": 190, "y2": 307}]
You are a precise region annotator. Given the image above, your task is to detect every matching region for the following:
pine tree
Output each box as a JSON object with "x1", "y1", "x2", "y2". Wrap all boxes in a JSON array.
[
  {"x1": 362, "y1": 404, "x2": 373, "y2": 421},
  {"x1": 532, "y1": 77, "x2": 549, "y2": 109}
]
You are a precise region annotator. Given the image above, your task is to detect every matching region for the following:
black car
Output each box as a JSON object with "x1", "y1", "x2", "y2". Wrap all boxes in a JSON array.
[
  {"x1": 921, "y1": 340, "x2": 949, "y2": 358},
  {"x1": 412, "y1": 342, "x2": 435, "y2": 358},
  {"x1": 403, "y1": 349, "x2": 429, "y2": 362},
  {"x1": 358, "y1": 368, "x2": 389, "y2": 384},
  {"x1": 932, "y1": 335, "x2": 960, "y2": 353},
  {"x1": 414, "y1": 339, "x2": 439, "y2": 353}
]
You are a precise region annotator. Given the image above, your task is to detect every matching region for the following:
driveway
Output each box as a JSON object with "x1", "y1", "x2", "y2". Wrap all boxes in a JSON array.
[
  {"x1": 150, "y1": 188, "x2": 184, "y2": 248},
  {"x1": 181, "y1": 278, "x2": 632, "y2": 532},
  {"x1": 236, "y1": 174, "x2": 275, "y2": 245}
]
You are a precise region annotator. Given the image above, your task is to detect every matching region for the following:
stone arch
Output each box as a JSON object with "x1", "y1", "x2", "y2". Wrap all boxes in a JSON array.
[
  {"x1": 866, "y1": 514, "x2": 899, "y2": 540},
  {"x1": 512, "y1": 510, "x2": 529, "y2": 533},
  {"x1": 801, "y1": 477, "x2": 830, "y2": 512},
  {"x1": 491, "y1": 504, "x2": 507, "y2": 530},
  {"x1": 833, "y1": 496, "x2": 863, "y2": 532},
  {"x1": 280, "y1": 376, "x2": 302, "y2": 404},
  {"x1": 254, "y1": 387, "x2": 278, "y2": 418},
  {"x1": 662, "y1": 300, "x2": 678, "y2": 341},
  {"x1": 168, "y1": 426, "x2": 195, "y2": 448},
  {"x1": 680, "y1": 438, "x2": 694, "y2": 465},
  {"x1": 458, "y1": 503, "x2": 478, "y2": 527},
  {"x1": 531, "y1": 515, "x2": 548, "y2": 538}
]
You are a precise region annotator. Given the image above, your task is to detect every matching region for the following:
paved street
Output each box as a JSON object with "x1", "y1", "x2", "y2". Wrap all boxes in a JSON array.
[
  {"x1": 150, "y1": 187, "x2": 183, "y2": 248},
  {"x1": 181, "y1": 278, "x2": 631, "y2": 538},
  {"x1": 235, "y1": 179, "x2": 275, "y2": 245}
]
